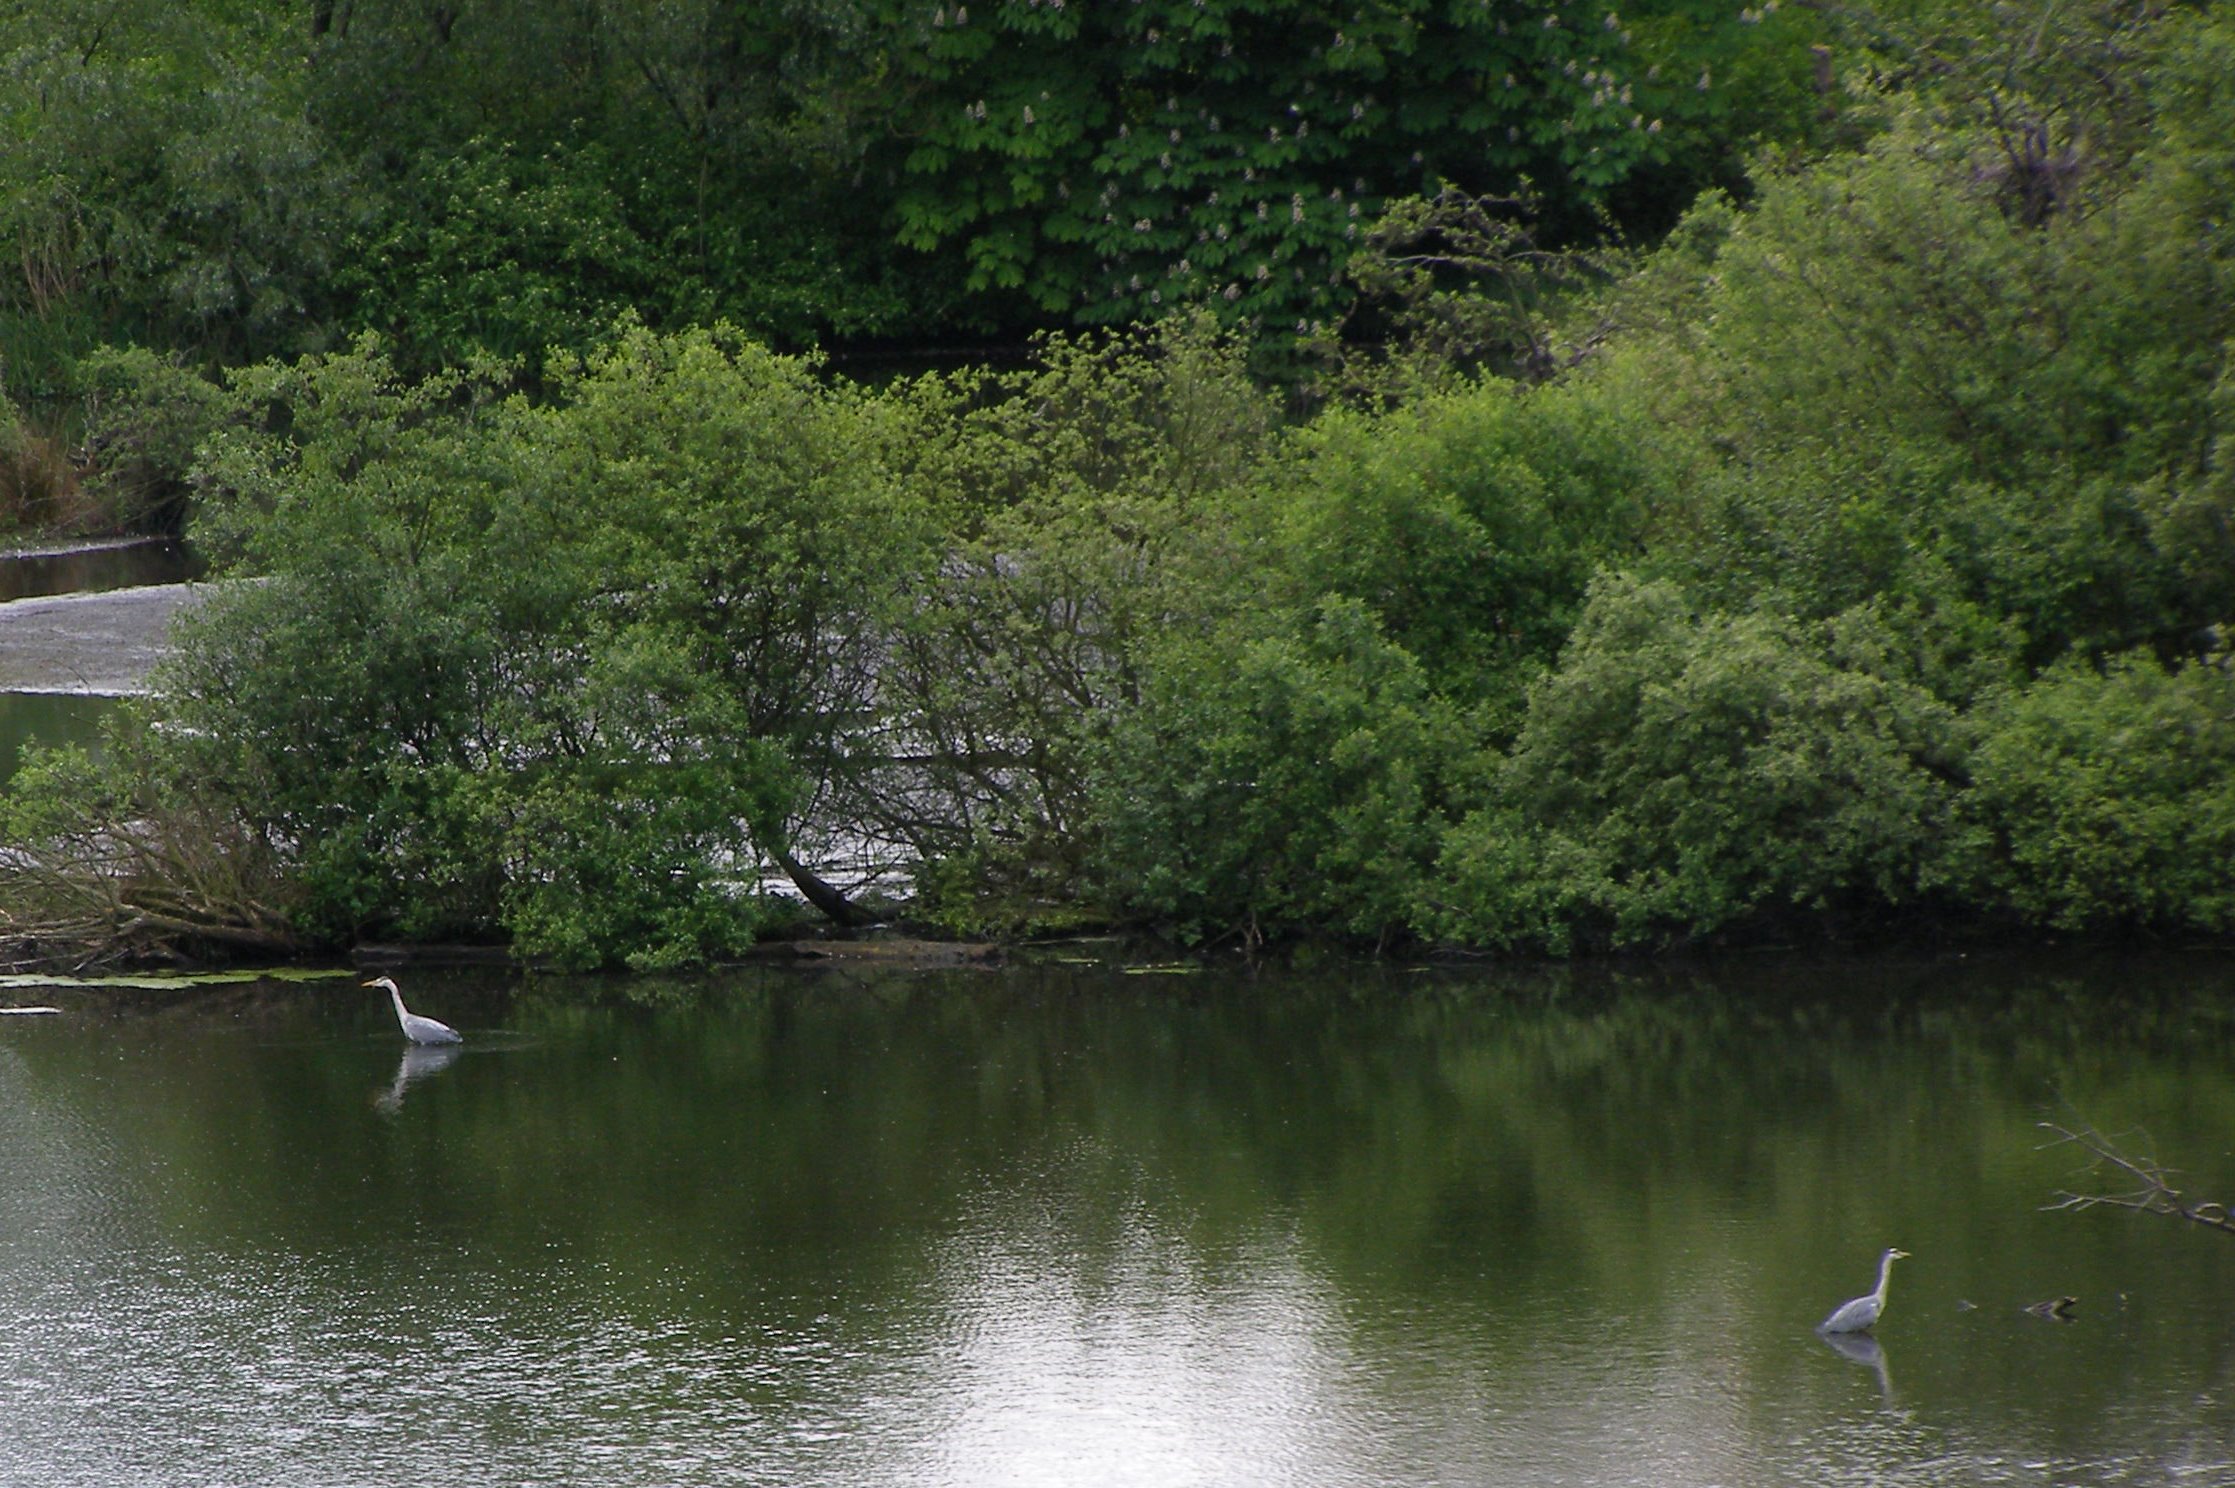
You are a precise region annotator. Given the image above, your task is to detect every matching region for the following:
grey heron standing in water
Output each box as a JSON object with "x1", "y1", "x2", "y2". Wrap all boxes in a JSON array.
[
  {"x1": 365, "y1": 976, "x2": 462, "y2": 1045},
  {"x1": 1819, "y1": 1247, "x2": 1909, "y2": 1334}
]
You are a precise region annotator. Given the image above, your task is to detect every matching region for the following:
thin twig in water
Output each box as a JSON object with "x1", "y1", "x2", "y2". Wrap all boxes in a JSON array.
[{"x1": 2038, "y1": 1118, "x2": 2235, "y2": 1238}]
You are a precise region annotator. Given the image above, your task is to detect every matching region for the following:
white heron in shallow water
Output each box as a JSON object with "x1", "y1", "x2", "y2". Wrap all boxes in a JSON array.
[
  {"x1": 364, "y1": 976, "x2": 461, "y2": 1045},
  {"x1": 1819, "y1": 1247, "x2": 1909, "y2": 1334}
]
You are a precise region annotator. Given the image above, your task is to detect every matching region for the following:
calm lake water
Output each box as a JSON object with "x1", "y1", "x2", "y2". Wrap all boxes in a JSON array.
[
  {"x1": 0, "y1": 538, "x2": 201, "y2": 604},
  {"x1": 0, "y1": 691, "x2": 110, "y2": 776},
  {"x1": 3, "y1": 951, "x2": 2234, "y2": 1487}
]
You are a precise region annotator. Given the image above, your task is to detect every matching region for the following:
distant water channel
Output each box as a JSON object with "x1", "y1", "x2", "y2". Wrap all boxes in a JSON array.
[
  {"x1": 4, "y1": 950, "x2": 2234, "y2": 1487},
  {"x1": 0, "y1": 538, "x2": 201, "y2": 605},
  {"x1": 0, "y1": 539, "x2": 204, "y2": 775}
]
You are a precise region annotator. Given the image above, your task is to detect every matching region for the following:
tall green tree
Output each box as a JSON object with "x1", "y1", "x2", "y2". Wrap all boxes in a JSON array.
[
  {"x1": 871, "y1": 0, "x2": 1840, "y2": 329},
  {"x1": 0, "y1": 0, "x2": 352, "y2": 385}
]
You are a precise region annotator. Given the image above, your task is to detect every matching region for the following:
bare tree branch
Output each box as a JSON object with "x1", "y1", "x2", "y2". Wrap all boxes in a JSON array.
[{"x1": 2038, "y1": 1118, "x2": 2235, "y2": 1238}]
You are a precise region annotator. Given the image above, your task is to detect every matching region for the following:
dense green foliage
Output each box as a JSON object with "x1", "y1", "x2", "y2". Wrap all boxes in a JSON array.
[
  {"x1": 1955, "y1": 654, "x2": 2235, "y2": 934},
  {"x1": 11, "y1": 329, "x2": 935, "y2": 967},
  {"x1": 878, "y1": 0, "x2": 1777, "y2": 325},
  {"x1": 0, "y1": 0, "x2": 1842, "y2": 404},
  {"x1": 1432, "y1": 580, "x2": 1969, "y2": 951},
  {"x1": 1088, "y1": 597, "x2": 1463, "y2": 946},
  {"x1": 0, "y1": 0, "x2": 2230, "y2": 967},
  {"x1": 870, "y1": 318, "x2": 1279, "y2": 918}
]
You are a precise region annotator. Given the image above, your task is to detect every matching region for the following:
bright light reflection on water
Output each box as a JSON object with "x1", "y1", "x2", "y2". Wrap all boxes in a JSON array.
[
  {"x1": 4, "y1": 955, "x2": 2235, "y2": 1486},
  {"x1": 915, "y1": 1185, "x2": 1362, "y2": 1487}
]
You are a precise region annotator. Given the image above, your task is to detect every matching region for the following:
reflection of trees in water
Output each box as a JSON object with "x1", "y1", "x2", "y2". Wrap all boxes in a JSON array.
[
  {"x1": 0, "y1": 539, "x2": 202, "y2": 605},
  {"x1": 20, "y1": 953, "x2": 2235, "y2": 1477}
]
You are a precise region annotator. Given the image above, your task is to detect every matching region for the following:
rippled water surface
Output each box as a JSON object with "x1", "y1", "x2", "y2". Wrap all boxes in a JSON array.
[{"x1": 4, "y1": 953, "x2": 2235, "y2": 1486}]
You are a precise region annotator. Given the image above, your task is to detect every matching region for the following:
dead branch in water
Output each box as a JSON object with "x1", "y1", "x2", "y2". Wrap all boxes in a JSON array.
[{"x1": 2038, "y1": 1117, "x2": 2235, "y2": 1238}]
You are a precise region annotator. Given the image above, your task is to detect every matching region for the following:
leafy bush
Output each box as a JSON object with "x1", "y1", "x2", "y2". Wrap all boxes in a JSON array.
[
  {"x1": 55, "y1": 324, "x2": 938, "y2": 965},
  {"x1": 0, "y1": 5, "x2": 358, "y2": 379},
  {"x1": 1263, "y1": 375, "x2": 1667, "y2": 721},
  {"x1": 1599, "y1": 88, "x2": 2233, "y2": 668},
  {"x1": 1431, "y1": 576, "x2": 1967, "y2": 949},
  {"x1": 73, "y1": 344, "x2": 227, "y2": 530},
  {"x1": 1954, "y1": 653, "x2": 2235, "y2": 935},
  {"x1": 334, "y1": 140, "x2": 659, "y2": 373},
  {"x1": 874, "y1": 318, "x2": 1278, "y2": 900},
  {"x1": 1087, "y1": 598, "x2": 1462, "y2": 946},
  {"x1": 153, "y1": 543, "x2": 524, "y2": 946}
]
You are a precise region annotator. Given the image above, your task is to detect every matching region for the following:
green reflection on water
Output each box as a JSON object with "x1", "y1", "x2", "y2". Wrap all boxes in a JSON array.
[
  {"x1": 3, "y1": 953, "x2": 2233, "y2": 1487},
  {"x1": 0, "y1": 540, "x2": 202, "y2": 603},
  {"x1": 0, "y1": 690, "x2": 111, "y2": 777}
]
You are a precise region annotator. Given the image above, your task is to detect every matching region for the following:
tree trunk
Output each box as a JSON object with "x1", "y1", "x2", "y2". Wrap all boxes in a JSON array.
[{"x1": 770, "y1": 847, "x2": 880, "y2": 928}]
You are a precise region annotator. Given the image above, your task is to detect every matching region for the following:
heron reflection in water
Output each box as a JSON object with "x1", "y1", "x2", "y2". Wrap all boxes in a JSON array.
[
  {"x1": 1818, "y1": 1327, "x2": 1896, "y2": 1401},
  {"x1": 375, "y1": 1041, "x2": 463, "y2": 1115}
]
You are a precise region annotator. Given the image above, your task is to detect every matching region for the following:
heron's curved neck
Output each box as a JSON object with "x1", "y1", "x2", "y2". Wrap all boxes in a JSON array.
[
  {"x1": 388, "y1": 986, "x2": 408, "y2": 1020},
  {"x1": 1873, "y1": 1252, "x2": 1899, "y2": 1302}
]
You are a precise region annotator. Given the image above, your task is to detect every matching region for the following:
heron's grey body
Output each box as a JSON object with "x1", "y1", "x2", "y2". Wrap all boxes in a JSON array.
[
  {"x1": 1819, "y1": 1247, "x2": 1908, "y2": 1334},
  {"x1": 366, "y1": 976, "x2": 462, "y2": 1045}
]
